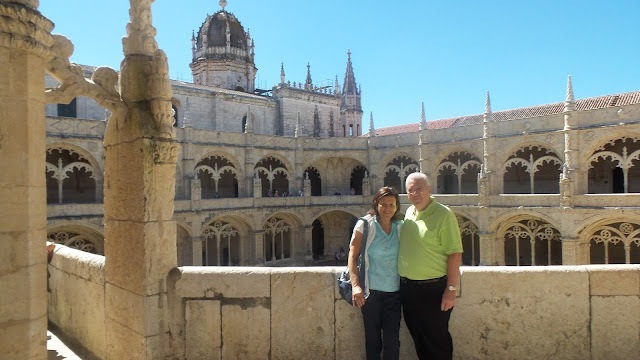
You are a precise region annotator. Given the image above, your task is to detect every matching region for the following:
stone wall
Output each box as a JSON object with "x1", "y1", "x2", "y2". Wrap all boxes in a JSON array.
[
  {"x1": 48, "y1": 245, "x2": 640, "y2": 359},
  {"x1": 48, "y1": 246, "x2": 106, "y2": 359}
]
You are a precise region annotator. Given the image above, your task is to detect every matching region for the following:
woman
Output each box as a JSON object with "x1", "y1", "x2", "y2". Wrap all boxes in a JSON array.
[{"x1": 348, "y1": 186, "x2": 403, "y2": 360}]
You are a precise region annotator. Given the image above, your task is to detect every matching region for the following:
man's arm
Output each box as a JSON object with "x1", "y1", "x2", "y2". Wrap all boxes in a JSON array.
[{"x1": 441, "y1": 252, "x2": 461, "y2": 311}]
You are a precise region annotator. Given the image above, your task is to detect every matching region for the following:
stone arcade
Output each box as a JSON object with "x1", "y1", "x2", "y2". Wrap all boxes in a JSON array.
[{"x1": 1, "y1": 1, "x2": 639, "y2": 359}]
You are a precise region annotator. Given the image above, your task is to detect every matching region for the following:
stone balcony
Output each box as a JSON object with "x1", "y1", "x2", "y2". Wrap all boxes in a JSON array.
[{"x1": 48, "y1": 245, "x2": 640, "y2": 359}]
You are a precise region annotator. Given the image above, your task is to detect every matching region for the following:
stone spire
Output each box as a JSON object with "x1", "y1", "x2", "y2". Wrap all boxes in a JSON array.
[
  {"x1": 191, "y1": 30, "x2": 196, "y2": 58},
  {"x1": 369, "y1": 112, "x2": 375, "y2": 136},
  {"x1": 484, "y1": 91, "x2": 493, "y2": 122},
  {"x1": 564, "y1": 75, "x2": 576, "y2": 113},
  {"x1": 305, "y1": 63, "x2": 312, "y2": 90},
  {"x1": 342, "y1": 50, "x2": 358, "y2": 96},
  {"x1": 341, "y1": 50, "x2": 363, "y2": 136},
  {"x1": 419, "y1": 102, "x2": 427, "y2": 130},
  {"x1": 280, "y1": 62, "x2": 285, "y2": 85}
]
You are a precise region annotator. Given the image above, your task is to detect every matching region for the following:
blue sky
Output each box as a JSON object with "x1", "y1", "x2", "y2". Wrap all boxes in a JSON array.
[{"x1": 39, "y1": 0, "x2": 640, "y2": 129}]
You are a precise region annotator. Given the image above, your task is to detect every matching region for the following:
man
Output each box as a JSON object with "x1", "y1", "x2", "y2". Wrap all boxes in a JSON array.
[{"x1": 399, "y1": 172, "x2": 463, "y2": 360}]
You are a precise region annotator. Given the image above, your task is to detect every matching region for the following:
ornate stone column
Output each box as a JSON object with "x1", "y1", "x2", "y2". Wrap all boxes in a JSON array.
[
  {"x1": 0, "y1": 1, "x2": 53, "y2": 359},
  {"x1": 102, "y1": 1, "x2": 179, "y2": 358}
]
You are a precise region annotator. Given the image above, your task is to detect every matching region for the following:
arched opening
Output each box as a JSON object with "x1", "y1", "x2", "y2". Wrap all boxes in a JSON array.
[
  {"x1": 437, "y1": 151, "x2": 481, "y2": 194},
  {"x1": 350, "y1": 165, "x2": 367, "y2": 195},
  {"x1": 45, "y1": 148, "x2": 97, "y2": 204},
  {"x1": 383, "y1": 155, "x2": 419, "y2": 193},
  {"x1": 255, "y1": 156, "x2": 289, "y2": 197},
  {"x1": 312, "y1": 219, "x2": 324, "y2": 260},
  {"x1": 203, "y1": 220, "x2": 240, "y2": 266},
  {"x1": 588, "y1": 137, "x2": 640, "y2": 193},
  {"x1": 457, "y1": 215, "x2": 480, "y2": 266},
  {"x1": 195, "y1": 155, "x2": 239, "y2": 199},
  {"x1": 172, "y1": 104, "x2": 179, "y2": 127},
  {"x1": 503, "y1": 146, "x2": 561, "y2": 194},
  {"x1": 263, "y1": 216, "x2": 291, "y2": 262},
  {"x1": 589, "y1": 222, "x2": 640, "y2": 264},
  {"x1": 503, "y1": 218, "x2": 562, "y2": 266},
  {"x1": 305, "y1": 167, "x2": 322, "y2": 196}
]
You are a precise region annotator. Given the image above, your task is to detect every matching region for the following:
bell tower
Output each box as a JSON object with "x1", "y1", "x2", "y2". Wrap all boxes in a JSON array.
[{"x1": 190, "y1": 0, "x2": 257, "y2": 92}]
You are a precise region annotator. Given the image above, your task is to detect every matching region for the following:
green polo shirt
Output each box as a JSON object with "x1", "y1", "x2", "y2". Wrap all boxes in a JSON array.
[{"x1": 398, "y1": 197, "x2": 463, "y2": 280}]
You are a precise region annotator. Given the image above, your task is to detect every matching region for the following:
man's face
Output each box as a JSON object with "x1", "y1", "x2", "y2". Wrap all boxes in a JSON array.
[{"x1": 406, "y1": 177, "x2": 431, "y2": 211}]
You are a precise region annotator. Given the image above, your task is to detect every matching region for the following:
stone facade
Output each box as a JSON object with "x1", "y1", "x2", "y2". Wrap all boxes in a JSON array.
[{"x1": 2, "y1": 1, "x2": 639, "y2": 359}]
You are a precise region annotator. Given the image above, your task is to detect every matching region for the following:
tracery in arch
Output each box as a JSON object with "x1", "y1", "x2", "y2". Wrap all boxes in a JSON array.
[
  {"x1": 195, "y1": 155, "x2": 239, "y2": 199},
  {"x1": 587, "y1": 137, "x2": 640, "y2": 194},
  {"x1": 503, "y1": 145, "x2": 562, "y2": 194},
  {"x1": 437, "y1": 151, "x2": 481, "y2": 194},
  {"x1": 383, "y1": 155, "x2": 418, "y2": 193},
  {"x1": 255, "y1": 156, "x2": 289, "y2": 197},
  {"x1": 589, "y1": 221, "x2": 640, "y2": 264},
  {"x1": 45, "y1": 148, "x2": 97, "y2": 204},
  {"x1": 263, "y1": 216, "x2": 292, "y2": 262},
  {"x1": 457, "y1": 215, "x2": 480, "y2": 266},
  {"x1": 47, "y1": 229, "x2": 102, "y2": 255},
  {"x1": 202, "y1": 220, "x2": 240, "y2": 266},
  {"x1": 304, "y1": 167, "x2": 322, "y2": 196},
  {"x1": 503, "y1": 218, "x2": 562, "y2": 266}
]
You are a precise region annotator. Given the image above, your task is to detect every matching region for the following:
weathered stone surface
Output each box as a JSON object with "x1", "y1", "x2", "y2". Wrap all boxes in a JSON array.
[
  {"x1": 105, "y1": 317, "x2": 145, "y2": 359},
  {"x1": 334, "y1": 298, "x2": 365, "y2": 360},
  {"x1": 175, "y1": 266, "x2": 271, "y2": 298},
  {"x1": 591, "y1": 295, "x2": 640, "y2": 360},
  {"x1": 186, "y1": 300, "x2": 221, "y2": 359},
  {"x1": 105, "y1": 283, "x2": 167, "y2": 337},
  {"x1": 48, "y1": 248, "x2": 106, "y2": 359},
  {"x1": 222, "y1": 302, "x2": 270, "y2": 359},
  {"x1": 451, "y1": 266, "x2": 590, "y2": 360},
  {"x1": 588, "y1": 264, "x2": 640, "y2": 296},
  {"x1": 271, "y1": 268, "x2": 335, "y2": 359},
  {"x1": 104, "y1": 220, "x2": 176, "y2": 295}
]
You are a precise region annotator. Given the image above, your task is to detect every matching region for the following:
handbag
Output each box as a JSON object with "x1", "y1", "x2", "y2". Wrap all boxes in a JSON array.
[{"x1": 337, "y1": 217, "x2": 369, "y2": 304}]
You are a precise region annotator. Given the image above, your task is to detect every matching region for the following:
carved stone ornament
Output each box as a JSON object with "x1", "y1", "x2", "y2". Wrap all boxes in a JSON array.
[
  {"x1": 153, "y1": 141, "x2": 179, "y2": 164},
  {"x1": 0, "y1": 2, "x2": 54, "y2": 60}
]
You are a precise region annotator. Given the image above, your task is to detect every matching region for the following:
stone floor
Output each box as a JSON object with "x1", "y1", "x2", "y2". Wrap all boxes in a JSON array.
[{"x1": 47, "y1": 330, "x2": 81, "y2": 360}]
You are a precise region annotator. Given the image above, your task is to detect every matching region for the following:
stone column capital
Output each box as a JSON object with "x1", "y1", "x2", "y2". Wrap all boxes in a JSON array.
[{"x1": 0, "y1": 2, "x2": 54, "y2": 60}]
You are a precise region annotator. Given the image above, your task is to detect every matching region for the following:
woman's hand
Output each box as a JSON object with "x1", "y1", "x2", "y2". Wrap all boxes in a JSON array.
[{"x1": 352, "y1": 284, "x2": 366, "y2": 308}]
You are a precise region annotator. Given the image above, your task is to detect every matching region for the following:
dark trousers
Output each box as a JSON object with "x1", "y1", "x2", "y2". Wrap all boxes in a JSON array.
[
  {"x1": 400, "y1": 277, "x2": 453, "y2": 360},
  {"x1": 360, "y1": 290, "x2": 402, "y2": 360}
]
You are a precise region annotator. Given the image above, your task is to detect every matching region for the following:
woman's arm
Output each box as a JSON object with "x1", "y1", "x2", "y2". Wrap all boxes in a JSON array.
[{"x1": 348, "y1": 229, "x2": 366, "y2": 308}]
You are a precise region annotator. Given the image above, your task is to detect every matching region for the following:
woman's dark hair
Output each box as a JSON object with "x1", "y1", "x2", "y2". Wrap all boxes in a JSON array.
[{"x1": 367, "y1": 186, "x2": 401, "y2": 221}]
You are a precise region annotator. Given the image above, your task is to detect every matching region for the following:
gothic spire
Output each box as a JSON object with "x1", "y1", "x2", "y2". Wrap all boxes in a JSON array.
[
  {"x1": 280, "y1": 62, "x2": 285, "y2": 85},
  {"x1": 369, "y1": 112, "x2": 375, "y2": 136},
  {"x1": 305, "y1": 63, "x2": 312, "y2": 90},
  {"x1": 342, "y1": 50, "x2": 358, "y2": 95},
  {"x1": 419, "y1": 102, "x2": 427, "y2": 130},
  {"x1": 564, "y1": 75, "x2": 576, "y2": 112}
]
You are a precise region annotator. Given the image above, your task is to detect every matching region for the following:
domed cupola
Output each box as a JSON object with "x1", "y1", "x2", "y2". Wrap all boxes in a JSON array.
[{"x1": 190, "y1": 0, "x2": 257, "y2": 92}]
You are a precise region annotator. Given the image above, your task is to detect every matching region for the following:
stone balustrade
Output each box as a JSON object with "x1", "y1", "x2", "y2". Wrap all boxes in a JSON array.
[{"x1": 48, "y1": 244, "x2": 639, "y2": 359}]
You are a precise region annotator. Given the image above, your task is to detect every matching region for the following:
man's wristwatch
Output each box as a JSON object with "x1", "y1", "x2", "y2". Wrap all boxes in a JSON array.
[{"x1": 447, "y1": 285, "x2": 457, "y2": 292}]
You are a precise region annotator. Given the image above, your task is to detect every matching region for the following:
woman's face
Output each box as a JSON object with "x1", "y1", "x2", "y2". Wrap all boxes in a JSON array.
[{"x1": 377, "y1": 195, "x2": 397, "y2": 223}]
